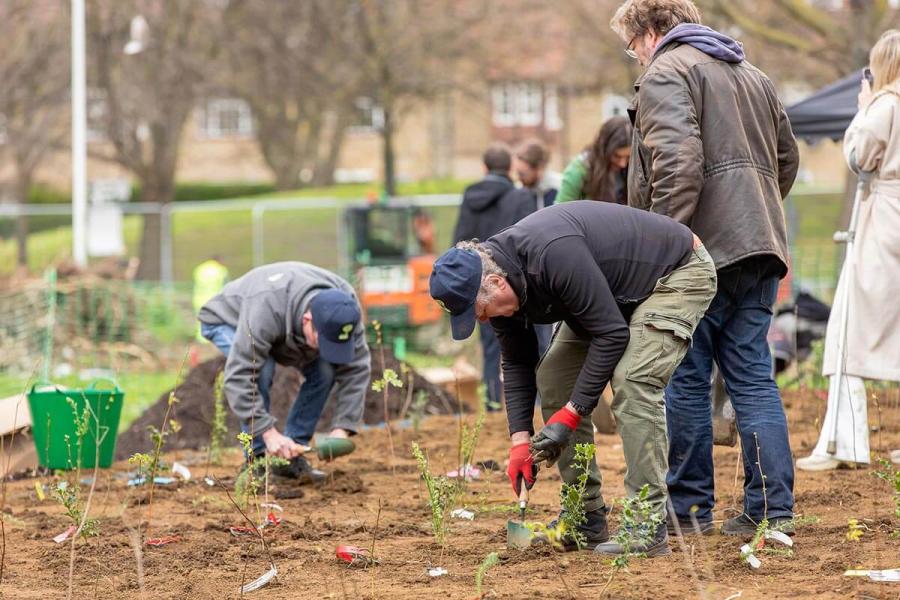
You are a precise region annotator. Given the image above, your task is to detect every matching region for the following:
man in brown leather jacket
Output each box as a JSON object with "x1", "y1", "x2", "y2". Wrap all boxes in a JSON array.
[{"x1": 609, "y1": 0, "x2": 800, "y2": 544}]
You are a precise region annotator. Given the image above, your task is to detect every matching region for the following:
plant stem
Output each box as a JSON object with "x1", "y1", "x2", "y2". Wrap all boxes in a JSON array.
[
  {"x1": 215, "y1": 478, "x2": 277, "y2": 575},
  {"x1": 370, "y1": 498, "x2": 382, "y2": 599},
  {"x1": 144, "y1": 350, "x2": 189, "y2": 541},
  {"x1": 67, "y1": 395, "x2": 103, "y2": 600},
  {"x1": 753, "y1": 432, "x2": 767, "y2": 520}
]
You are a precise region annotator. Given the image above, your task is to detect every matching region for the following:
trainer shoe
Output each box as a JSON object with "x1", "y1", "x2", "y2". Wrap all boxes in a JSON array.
[
  {"x1": 796, "y1": 454, "x2": 842, "y2": 471},
  {"x1": 721, "y1": 513, "x2": 795, "y2": 537},
  {"x1": 594, "y1": 522, "x2": 671, "y2": 557}
]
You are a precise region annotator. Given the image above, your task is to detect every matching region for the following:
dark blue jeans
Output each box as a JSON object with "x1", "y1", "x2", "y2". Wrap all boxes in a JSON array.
[
  {"x1": 479, "y1": 322, "x2": 502, "y2": 408},
  {"x1": 200, "y1": 322, "x2": 336, "y2": 456},
  {"x1": 481, "y1": 322, "x2": 553, "y2": 409},
  {"x1": 665, "y1": 259, "x2": 794, "y2": 522}
]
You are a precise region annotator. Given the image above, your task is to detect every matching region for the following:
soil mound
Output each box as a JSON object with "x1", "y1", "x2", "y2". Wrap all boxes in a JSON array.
[{"x1": 116, "y1": 352, "x2": 459, "y2": 458}]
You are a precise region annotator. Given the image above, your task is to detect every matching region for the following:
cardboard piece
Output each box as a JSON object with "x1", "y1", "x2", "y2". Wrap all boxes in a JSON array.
[{"x1": 0, "y1": 394, "x2": 37, "y2": 478}]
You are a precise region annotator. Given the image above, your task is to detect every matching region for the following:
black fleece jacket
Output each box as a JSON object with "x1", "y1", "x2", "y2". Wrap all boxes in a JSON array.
[
  {"x1": 484, "y1": 201, "x2": 694, "y2": 435},
  {"x1": 453, "y1": 173, "x2": 534, "y2": 244}
]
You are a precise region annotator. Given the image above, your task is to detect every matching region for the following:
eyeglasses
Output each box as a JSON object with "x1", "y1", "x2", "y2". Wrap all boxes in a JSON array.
[{"x1": 624, "y1": 35, "x2": 639, "y2": 59}]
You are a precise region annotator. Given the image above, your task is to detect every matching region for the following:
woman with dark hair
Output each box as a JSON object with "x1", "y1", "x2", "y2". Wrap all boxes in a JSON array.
[{"x1": 557, "y1": 116, "x2": 633, "y2": 204}]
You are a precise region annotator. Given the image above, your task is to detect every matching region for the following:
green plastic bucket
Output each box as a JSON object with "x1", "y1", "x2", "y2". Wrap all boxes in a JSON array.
[{"x1": 27, "y1": 380, "x2": 124, "y2": 470}]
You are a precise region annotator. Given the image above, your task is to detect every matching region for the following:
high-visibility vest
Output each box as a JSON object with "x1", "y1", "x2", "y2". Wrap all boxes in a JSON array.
[{"x1": 193, "y1": 260, "x2": 229, "y2": 313}]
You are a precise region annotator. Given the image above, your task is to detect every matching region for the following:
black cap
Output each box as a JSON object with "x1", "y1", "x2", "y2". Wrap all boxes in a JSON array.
[
  {"x1": 309, "y1": 289, "x2": 361, "y2": 364},
  {"x1": 429, "y1": 248, "x2": 482, "y2": 340}
]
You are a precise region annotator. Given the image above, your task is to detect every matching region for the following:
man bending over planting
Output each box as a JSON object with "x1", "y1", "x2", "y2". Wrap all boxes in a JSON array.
[
  {"x1": 199, "y1": 261, "x2": 370, "y2": 484},
  {"x1": 430, "y1": 201, "x2": 715, "y2": 555}
]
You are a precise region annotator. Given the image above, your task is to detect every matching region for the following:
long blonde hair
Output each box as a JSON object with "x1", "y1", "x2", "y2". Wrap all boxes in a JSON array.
[{"x1": 871, "y1": 29, "x2": 900, "y2": 92}]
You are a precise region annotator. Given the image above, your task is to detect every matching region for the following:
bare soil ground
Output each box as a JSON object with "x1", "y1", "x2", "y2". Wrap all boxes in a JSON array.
[{"x1": 2, "y1": 389, "x2": 899, "y2": 599}]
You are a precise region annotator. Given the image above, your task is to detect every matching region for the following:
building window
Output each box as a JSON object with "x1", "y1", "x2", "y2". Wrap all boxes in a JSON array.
[
  {"x1": 349, "y1": 97, "x2": 384, "y2": 132},
  {"x1": 491, "y1": 81, "x2": 562, "y2": 129},
  {"x1": 199, "y1": 98, "x2": 253, "y2": 139}
]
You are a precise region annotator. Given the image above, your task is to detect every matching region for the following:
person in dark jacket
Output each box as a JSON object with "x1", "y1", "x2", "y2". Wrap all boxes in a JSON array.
[
  {"x1": 431, "y1": 202, "x2": 716, "y2": 555},
  {"x1": 453, "y1": 143, "x2": 534, "y2": 411},
  {"x1": 611, "y1": 0, "x2": 800, "y2": 538}
]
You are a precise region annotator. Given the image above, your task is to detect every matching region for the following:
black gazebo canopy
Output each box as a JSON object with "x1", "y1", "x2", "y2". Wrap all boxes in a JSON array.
[{"x1": 785, "y1": 70, "x2": 863, "y2": 142}]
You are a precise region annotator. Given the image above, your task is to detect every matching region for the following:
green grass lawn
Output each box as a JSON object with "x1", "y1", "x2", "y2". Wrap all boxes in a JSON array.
[
  {"x1": 786, "y1": 190, "x2": 846, "y2": 301},
  {"x1": 0, "y1": 179, "x2": 467, "y2": 279},
  {"x1": 0, "y1": 370, "x2": 176, "y2": 432}
]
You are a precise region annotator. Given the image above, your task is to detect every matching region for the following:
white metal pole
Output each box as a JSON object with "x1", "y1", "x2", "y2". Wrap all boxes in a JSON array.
[{"x1": 71, "y1": 0, "x2": 88, "y2": 267}]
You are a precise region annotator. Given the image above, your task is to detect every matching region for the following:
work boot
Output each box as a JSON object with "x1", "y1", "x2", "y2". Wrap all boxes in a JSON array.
[
  {"x1": 594, "y1": 522, "x2": 671, "y2": 557},
  {"x1": 534, "y1": 508, "x2": 610, "y2": 551},
  {"x1": 666, "y1": 516, "x2": 715, "y2": 537},
  {"x1": 272, "y1": 455, "x2": 327, "y2": 485},
  {"x1": 721, "y1": 513, "x2": 795, "y2": 537}
]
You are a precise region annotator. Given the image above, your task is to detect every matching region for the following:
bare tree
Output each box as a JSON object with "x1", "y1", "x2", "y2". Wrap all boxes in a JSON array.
[
  {"x1": 703, "y1": 0, "x2": 898, "y2": 84},
  {"x1": 346, "y1": 0, "x2": 483, "y2": 195},
  {"x1": 221, "y1": 1, "x2": 361, "y2": 189},
  {"x1": 87, "y1": 0, "x2": 222, "y2": 279},
  {"x1": 0, "y1": 0, "x2": 68, "y2": 267}
]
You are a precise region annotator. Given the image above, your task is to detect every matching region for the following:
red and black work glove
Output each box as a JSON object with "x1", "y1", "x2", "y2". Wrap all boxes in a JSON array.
[
  {"x1": 507, "y1": 442, "x2": 538, "y2": 496},
  {"x1": 530, "y1": 407, "x2": 581, "y2": 466}
]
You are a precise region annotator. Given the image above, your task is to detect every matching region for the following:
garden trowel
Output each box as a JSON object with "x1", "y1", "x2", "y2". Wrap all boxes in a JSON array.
[
  {"x1": 506, "y1": 486, "x2": 532, "y2": 550},
  {"x1": 314, "y1": 436, "x2": 356, "y2": 461}
]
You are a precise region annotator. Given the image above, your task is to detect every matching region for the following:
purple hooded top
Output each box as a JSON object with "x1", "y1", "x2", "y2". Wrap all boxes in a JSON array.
[{"x1": 653, "y1": 23, "x2": 745, "y2": 64}]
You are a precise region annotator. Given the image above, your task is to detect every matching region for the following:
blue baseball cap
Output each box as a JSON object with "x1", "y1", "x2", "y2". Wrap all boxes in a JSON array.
[
  {"x1": 429, "y1": 248, "x2": 482, "y2": 340},
  {"x1": 309, "y1": 289, "x2": 361, "y2": 364}
]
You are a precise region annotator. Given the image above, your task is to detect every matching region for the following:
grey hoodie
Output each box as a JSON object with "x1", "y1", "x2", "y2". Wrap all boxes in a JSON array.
[{"x1": 199, "y1": 262, "x2": 370, "y2": 437}]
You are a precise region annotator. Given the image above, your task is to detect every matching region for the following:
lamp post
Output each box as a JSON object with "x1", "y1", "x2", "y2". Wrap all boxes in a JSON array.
[{"x1": 71, "y1": 0, "x2": 87, "y2": 267}]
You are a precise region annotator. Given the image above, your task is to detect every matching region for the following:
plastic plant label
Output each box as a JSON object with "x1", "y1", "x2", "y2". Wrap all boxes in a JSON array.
[
  {"x1": 335, "y1": 545, "x2": 377, "y2": 568},
  {"x1": 740, "y1": 544, "x2": 761, "y2": 569},
  {"x1": 450, "y1": 508, "x2": 475, "y2": 520},
  {"x1": 229, "y1": 526, "x2": 258, "y2": 537},
  {"x1": 53, "y1": 525, "x2": 77, "y2": 544},
  {"x1": 764, "y1": 530, "x2": 793, "y2": 547},
  {"x1": 241, "y1": 565, "x2": 277, "y2": 593},
  {"x1": 446, "y1": 464, "x2": 481, "y2": 481},
  {"x1": 204, "y1": 476, "x2": 215, "y2": 487},
  {"x1": 428, "y1": 567, "x2": 448, "y2": 577},
  {"x1": 845, "y1": 569, "x2": 900, "y2": 582},
  {"x1": 145, "y1": 535, "x2": 180, "y2": 546},
  {"x1": 127, "y1": 476, "x2": 177, "y2": 487},
  {"x1": 171, "y1": 462, "x2": 191, "y2": 481},
  {"x1": 34, "y1": 481, "x2": 46, "y2": 501}
]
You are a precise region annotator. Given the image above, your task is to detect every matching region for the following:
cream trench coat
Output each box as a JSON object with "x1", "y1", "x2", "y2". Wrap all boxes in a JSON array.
[{"x1": 822, "y1": 85, "x2": 900, "y2": 382}]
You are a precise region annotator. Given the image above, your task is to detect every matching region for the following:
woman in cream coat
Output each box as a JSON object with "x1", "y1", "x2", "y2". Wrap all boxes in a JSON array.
[{"x1": 798, "y1": 30, "x2": 900, "y2": 471}]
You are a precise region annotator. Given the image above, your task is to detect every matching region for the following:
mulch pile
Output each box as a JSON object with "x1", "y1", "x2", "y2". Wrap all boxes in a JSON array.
[{"x1": 115, "y1": 351, "x2": 459, "y2": 459}]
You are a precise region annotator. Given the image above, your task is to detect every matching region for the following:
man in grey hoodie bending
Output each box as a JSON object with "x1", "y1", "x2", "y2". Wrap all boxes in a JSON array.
[
  {"x1": 199, "y1": 262, "x2": 370, "y2": 482},
  {"x1": 610, "y1": 0, "x2": 799, "y2": 542}
]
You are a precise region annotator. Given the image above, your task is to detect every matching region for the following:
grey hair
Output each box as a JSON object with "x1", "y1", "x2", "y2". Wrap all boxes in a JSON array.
[{"x1": 455, "y1": 240, "x2": 507, "y2": 304}]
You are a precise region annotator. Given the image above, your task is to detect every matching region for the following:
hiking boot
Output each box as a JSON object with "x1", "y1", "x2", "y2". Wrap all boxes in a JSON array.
[
  {"x1": 534, "y1": 508, "x2": 610, "y2": 551},
  {"x1": 721, "y1": 513, "x2": 795, "y2": 537},
  {"x1": 594, "y1": 522, "x2": 671, "y2": 557},
  {"x1": 666, "y1": 516, "x2": 715, "y2": 537}
]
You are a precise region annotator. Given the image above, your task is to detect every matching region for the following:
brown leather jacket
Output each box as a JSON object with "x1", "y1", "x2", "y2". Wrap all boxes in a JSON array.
[{"x1": 627, "y1": 42, "x2": 799, "y2": 274}]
